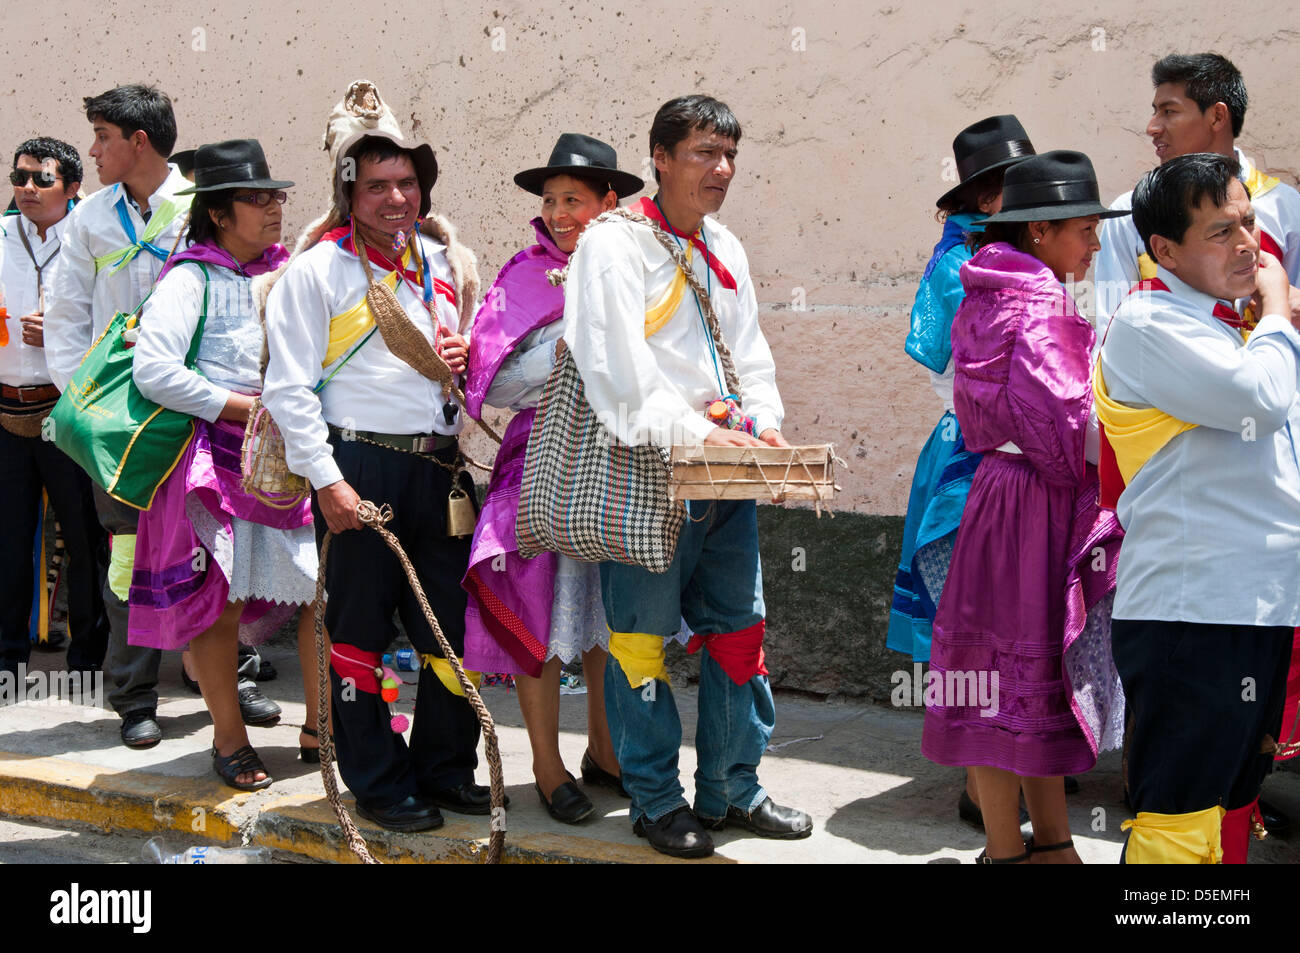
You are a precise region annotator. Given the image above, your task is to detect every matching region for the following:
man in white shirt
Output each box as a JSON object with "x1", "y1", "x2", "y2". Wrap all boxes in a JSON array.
[
  {"x1": 263, "y1": 130, "x2": 489, "y2": 833},
  {"x1": 563, "y1": 95, "x2": 811, "y2": 858},
  {"x1": 1097, "y1": 153, "x2": 1300, "y2": 863},
  {"x1": 1096, "y1": 53, "x2": 1300, "y2": 323},
  {"x1": 0, "y1": 137, "x2": 109, "y2": 684},
  {"x1": 43, "y1": 85, "x2": 208, "y2": 748}
]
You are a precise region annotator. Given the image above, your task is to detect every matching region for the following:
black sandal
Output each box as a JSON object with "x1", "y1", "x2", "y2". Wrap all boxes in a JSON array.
[
  {"x1": 299, "y1": 727, "x2": 320, "y2": 764},
  {"x1": 212, "y1": 744, "x2": 272, "y2": 791},
  {"x1": 1026, "y1": 836, "x2": 1075, "y2": 854},
  {"x1": 976, "y1": 847, "x2": 1030, "y2": 864}
]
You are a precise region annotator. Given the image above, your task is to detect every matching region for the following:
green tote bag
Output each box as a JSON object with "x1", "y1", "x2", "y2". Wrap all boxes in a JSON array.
[{"x1": 49, "y1": 262, "x2": 210, "y2": 510}]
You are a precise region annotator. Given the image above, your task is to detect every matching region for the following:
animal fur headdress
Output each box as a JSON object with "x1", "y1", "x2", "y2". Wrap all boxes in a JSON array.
[{"x1": 254, "y1": 80, "x2": 479, "y2": 332}]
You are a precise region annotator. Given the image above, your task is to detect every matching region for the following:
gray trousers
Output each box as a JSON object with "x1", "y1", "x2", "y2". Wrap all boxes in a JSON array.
[{"x1": 93, "y1": 486, "x2": 159, "y2": 716}]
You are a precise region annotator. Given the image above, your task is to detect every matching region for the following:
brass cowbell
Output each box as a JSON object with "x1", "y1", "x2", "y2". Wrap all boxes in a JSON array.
[{"x1": 446, "y1": 481, "x2": 477, "y2": 538}]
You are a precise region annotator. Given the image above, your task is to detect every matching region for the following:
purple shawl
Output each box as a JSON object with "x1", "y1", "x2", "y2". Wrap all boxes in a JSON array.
[
  {"x1": 128, "y1": 417, "x2": 312, "y2": 651},
  {"x1": 464, "y1": 218, "x2": 567, "y2": 419},
  {"x1": 158, "y1": 239, "x2": 289, "y2": 281},
  {"x1": 952, "y1": 242, "x2": 1095, "y2": 486},
  {"x1": 461, "y1": 219, "x2": 568, "y2": 677}
]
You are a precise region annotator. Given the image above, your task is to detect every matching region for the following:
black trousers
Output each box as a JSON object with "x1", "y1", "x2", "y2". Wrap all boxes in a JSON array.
[
  {"x1": 1113, "y1": 618, "x2": 1291, "y2": 819},
  {"x1": 315, "y1": 436, "x2": 480, "y2": 807},
  {"x1": 0, "y1": 422, "x2": 109, "y2": 675}
]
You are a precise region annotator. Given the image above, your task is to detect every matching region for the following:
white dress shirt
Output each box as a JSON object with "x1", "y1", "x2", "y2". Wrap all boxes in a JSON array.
[
  {"x1": 132, "y1": 261, "x2": 263, "y2": 421},
  {"x1": 43, "y1": 165, "x2": 191, "y2": 392},
  {"x1": 261, "y1": 234, "x2": 466, "y2": 490},
  {"x1": 562, "y1": 215, "x2": 783, "y2": 447},
  {"x1": 1098, "y1": 265, "x2": 1300, "y2": 626},
  {"x1": 0, "y1": 212, "x2": 65, "y2": 386},
  {"x1": 1096, "y1": 149, "x2": 1300, "y2": 333}
]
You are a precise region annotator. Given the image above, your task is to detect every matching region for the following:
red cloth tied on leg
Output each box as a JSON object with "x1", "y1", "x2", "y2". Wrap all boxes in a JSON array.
[
  {"x1": 687, "y1": 621, "x2": 769, "y2": 686},
  {"x1": 330, "y1": 644, "x2": 383, "y2": 694},
  {"x1": 1220, "y1": 799, "x2": 1258, "y2": 865}
]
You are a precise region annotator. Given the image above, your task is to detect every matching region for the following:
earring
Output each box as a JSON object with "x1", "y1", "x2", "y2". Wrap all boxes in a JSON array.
[{"x1": 1033, "y1": 237, "x2": 1040, "y2": 244}]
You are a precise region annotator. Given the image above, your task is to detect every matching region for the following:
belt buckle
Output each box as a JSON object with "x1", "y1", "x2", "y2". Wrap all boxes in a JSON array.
[{"x1": 410, "y1": 435, "x2": 436, "y2": 454}]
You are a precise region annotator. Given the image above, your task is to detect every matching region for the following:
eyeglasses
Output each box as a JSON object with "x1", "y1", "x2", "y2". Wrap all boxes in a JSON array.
[
  {"x1": 231, "y1": 191, "x2": 288, "y2": 207},
  {"x1": 9, "y1": 169, "x2": 61, "y2": 188}
]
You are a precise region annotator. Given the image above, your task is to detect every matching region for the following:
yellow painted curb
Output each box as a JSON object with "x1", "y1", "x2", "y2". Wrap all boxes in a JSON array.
[{"x1": 0, "y1": 752, "x2": 731, "y2": 864}]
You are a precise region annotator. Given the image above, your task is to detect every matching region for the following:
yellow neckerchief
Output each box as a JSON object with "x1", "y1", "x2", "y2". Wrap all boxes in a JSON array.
[
  {"x1": 1137, "y1": 163, "x2": 1280, "y2": 280},
  {"x1": 1121, "y1": 806, "x2": 1225, "y2": 864},
  {"x1": 643, "y1": 242, "x2": 693, "y2": 338},
  {"x1": 322, "y1": 243, "x2": 416, "y2": 367},
  {"x1": 92, "y1": 194, "x2": 192, "y2": 275}
]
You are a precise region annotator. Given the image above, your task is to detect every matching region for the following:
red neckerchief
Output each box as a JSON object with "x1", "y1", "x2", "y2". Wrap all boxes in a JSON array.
[
  {"x1": 323, "y1": 223, "x2": 459, "y2": 307},
  {"x1": 1125, "y1": 275, "x2": 1249, "y2": 330},
  {"x1": 633, "y1": 196, "x2": 738, "y2": 291}
]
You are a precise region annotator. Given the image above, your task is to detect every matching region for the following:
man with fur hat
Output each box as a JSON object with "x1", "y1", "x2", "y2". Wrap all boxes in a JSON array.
[{"x1": 261, "y1": 89, "x2": 490, "y2": 831}]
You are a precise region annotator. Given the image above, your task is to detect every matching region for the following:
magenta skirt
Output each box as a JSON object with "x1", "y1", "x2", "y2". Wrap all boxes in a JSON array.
[{"x1": 921, "y1": 453, "x2": 1124, "y2": 776}]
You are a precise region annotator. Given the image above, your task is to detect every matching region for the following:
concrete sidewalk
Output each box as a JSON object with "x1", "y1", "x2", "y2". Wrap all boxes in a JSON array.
[{"x1": 3, "y1": 643, "x2": 1300, "y2": 864}]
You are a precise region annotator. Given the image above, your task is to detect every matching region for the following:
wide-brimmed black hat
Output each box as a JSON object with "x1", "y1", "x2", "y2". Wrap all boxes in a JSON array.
[
  {"x1": 176, "y1": 139, "x2": 293, "y2": 194},
  {"x1": 169, "y1": 148, "x2": 198, "y2": 178},
  {"x1": 983, "y1": 150, "x2": 1130, "y2": 224},
  {"x1": 334, "y1": 130, "x2": 438, "y2": 219},
  {"x1": 514, "y1": 133, "x2": 643, "y2": 198},
  {"x1": 935, "y1": 115, "x2": 1035, "y2": 209}
]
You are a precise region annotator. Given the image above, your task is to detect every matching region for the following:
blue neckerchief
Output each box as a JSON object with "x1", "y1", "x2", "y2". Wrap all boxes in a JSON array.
[
  {"x1": 112, "y1": 192, "x2": 170, "y2": 268},
  {"x1": 922, "y1": 213, "x2": 986, "y2": 281}
]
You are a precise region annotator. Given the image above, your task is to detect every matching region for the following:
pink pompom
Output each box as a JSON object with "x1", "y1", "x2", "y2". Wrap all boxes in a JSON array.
[{"x1": 390, "y1": 714, "x2": 410, "y2": 734}]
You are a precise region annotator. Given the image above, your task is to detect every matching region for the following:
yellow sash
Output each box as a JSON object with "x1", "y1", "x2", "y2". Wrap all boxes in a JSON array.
[
  {"x1": 1093, "y1": 363, "x2": 1197, "y2": 485},
  {"x1": 644, "y1": 243, "x2": 692, "y2": 338},
  {"x1": 1121, "y1": 806, "x2": 1225, "y2": 864},
  {"x1": 322, "y1": 246, "x2": 413, "y2": 367}
]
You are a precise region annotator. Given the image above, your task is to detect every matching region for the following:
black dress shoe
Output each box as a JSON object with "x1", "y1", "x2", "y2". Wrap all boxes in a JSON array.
[
  {"x1": 633, "y1": 806, "x2": 714, "y2": 858},
  {"x1": 428, "y1": 783, "x2": 509, "y2": 816},
  {"x1": 356, "y1": 795, "x2": 444, "y2": 833},
  {"x1": 120, "y1": 709, "x2": 162, "y2": 749},
  {"x1": 581, "y1": 750, "x2": 629, "y2": 797},
  {"x1": 1258, "y1": 798, "x2": 1290, "y2": 836},
  {"x1": 237, "y1": 683, "x2": 282, "y2": 726},
  {"x1": 700, "y1": 796, "x2": 813, "y2": 839},
  {"x1": 537, "y1": 777, "x2": 596, "y2": 824}
]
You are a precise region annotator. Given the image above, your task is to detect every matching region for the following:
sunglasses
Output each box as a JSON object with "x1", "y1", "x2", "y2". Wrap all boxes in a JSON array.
[
  {"x1": 9, "y1": 169, "x2": 61, "y2": 188},
  {"x1": 231, "y1": 191, "x2": 288, "y2": 207}
]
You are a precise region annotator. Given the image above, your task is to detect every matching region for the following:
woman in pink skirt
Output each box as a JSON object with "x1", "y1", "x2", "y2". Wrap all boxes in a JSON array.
[{"x1": 921, "y1": 151, "x2": 1126, "y2": 863}]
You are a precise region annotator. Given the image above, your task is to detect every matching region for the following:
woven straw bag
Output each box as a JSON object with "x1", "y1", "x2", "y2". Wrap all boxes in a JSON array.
[{"x1": 515, "y1": 208, "x2": 743, "y2": 573}]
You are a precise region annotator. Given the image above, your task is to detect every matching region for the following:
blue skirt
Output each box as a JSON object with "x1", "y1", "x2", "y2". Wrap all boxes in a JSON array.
[{"x1": 887, "y1": 412, "x2": 979, "y2": 661}]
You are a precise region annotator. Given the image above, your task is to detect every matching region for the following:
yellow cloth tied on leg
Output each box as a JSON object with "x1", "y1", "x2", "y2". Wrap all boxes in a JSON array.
[
  {"x1": 107, "y1": 534, "x2": 136, "y2": 602},
  {"x1": 608, "y1": 631, "x2": 669, "y2": 689},
  {"x1": 420, "y1": 654, "x2": 481, "y2": 697},
  {"x1": 1121, "y1": 806, "x2": 1226, "y2": 864}
]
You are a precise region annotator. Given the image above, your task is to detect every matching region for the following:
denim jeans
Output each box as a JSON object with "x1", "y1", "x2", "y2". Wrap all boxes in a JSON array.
[{"x1": 601, "y1": 500, "x2": 775, "y2": 823}]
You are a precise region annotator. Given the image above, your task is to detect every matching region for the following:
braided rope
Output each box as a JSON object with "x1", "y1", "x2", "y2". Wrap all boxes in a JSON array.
[
  {"x1": 314, "y1": 500, "x2": 507, "y2": 864},
  {"x1": 546, "y1": 208, "x2": 743, "y2": 401}
]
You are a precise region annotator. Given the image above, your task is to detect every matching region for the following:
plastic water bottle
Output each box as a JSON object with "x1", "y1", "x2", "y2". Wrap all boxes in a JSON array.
[{"x1": 143, "y1": 837, "x2": 271, "y2": 864}]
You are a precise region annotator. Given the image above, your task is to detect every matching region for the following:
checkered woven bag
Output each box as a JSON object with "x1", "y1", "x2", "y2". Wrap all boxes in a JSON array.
[
  {"x1": 514, "y1": 207, "x2": 745, "y2": 574},
  {"x1": 515, "y1": 345, "x2": 685, "y2": 573}
]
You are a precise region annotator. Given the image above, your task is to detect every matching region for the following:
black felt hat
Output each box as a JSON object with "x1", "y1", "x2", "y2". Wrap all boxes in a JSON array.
[
  {"x1": 514, "y1": 133, "x2": 643, "y2": 198},
  {"x1": 935, "y1": 115, "x2": 1036, "y2": 209},
  {"x1": 175, "y1": 139, "x2": 293, "y2": 194},
  {"x1": 983, "y1": 150, "x2": 1130, "y2": 223}
]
